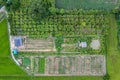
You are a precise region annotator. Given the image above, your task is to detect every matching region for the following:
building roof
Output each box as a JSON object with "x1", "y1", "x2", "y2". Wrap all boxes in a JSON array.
[
  {"x1": 80, "y1": 42, "x2": 87, "y2": 48},
  {"x1": 14, "y1": 37, "x2": 22, "y2": 47}
]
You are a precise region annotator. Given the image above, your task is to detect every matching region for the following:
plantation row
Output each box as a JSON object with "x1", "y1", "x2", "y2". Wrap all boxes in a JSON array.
[{"x1": 9, "y1": 10, "x2": 109, "y2": 38}]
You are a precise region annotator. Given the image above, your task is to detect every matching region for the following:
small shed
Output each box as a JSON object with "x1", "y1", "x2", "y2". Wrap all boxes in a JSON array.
[
  {"x1": 12, "y1": 49, "x2": 18, "y2": 55},
  {"x1": 78, "y1": 42, "x2": 87, "y2": 48}
]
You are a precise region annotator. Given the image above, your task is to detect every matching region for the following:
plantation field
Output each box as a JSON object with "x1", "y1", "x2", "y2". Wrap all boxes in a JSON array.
[
  {"x1": 0, "y1": 0, "x2": 119, "y2": 80},
  {"x1": 9, "y1": 9, "x2": 109, "y2": 38},
  {"x1": 0, "y1": 19, "x2": 26, "y2": 75},
  {"x1": 55, "y1": 0, "x2": 118, "y2": 10}
]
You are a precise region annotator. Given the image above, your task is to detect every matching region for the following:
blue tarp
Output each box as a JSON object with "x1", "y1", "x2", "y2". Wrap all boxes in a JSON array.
[{"x1": 14, "y1": 37, "x2": 22, "y2": 47}]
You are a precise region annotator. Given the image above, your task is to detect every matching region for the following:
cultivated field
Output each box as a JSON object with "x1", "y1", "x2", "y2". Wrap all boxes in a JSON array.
[
  {"x1": 45, "y1": 55, "x2": 106, "y2": 76},
  {"x1": 16, "y1": 55, "x2": 106, "y2": 76},
  {"x1": 9, "y1": 9, "x2": 109, "y2": 38},
  {"x1": 56, "y1": 0, "x2": 118, "y2": 10}
]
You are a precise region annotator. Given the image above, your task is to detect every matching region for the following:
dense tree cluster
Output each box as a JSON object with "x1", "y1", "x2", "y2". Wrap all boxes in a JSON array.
[
  {"x1": 103, "y1": 73, "x2": 110, "y2": 80},
  {"x1": 29, "y1": 0, "x2": 53, "y2": 21},
  {"x1": 0, "y1": 0, "x2": 20, "y2": 11}
]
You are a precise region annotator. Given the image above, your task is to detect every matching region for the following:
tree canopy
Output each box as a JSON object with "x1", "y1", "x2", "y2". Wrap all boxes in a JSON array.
[
  {"x1": 10, "y1": 0, "x2": 21, "y2": 11},
  {"x1": 0, "y1": 0, "x2": 21, "y2": 11},
  {"x1": 29, "y1": 0, "x2": 53, "y2": 21}
]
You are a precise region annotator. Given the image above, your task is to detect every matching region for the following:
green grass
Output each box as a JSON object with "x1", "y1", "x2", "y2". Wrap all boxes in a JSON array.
[
  {"x1": 0, "y1": 19, "x2": 26, "y2": 75},
  {"x1": 23, "y1": 57, "x2": 30, "y2": 66},
  {"x1": 39, "y1": 58, "x2": 45, "y2": 74},
  {"x1": 0, "y1": 57, "x2": 25, "y2": 75},
  {"x1": 107, "y1": 14, "x2": 120, "y2": 80},
  {"x1": 0, "y1": 19, "x2": 10, "y2": 57},
  {"x1": 55, "y1": 0, "x2": 117, "y2": 10},
  {"x1": 0, "y1": 76, "x2": 103, "y2": 80},
  {"x1": 33, "y1": 76, "x2": 103, "y2": 80}
]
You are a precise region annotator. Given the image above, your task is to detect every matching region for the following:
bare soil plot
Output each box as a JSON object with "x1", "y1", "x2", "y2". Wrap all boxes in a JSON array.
[
  {"x1": 12, "y1": 37, "x2": 56, "y2": 52},
  {"x1": 44, "y1": 55, "x2": 106, "y2": 76},
  {"x1": 90, "y1": 40, "x2": 100, "y2": 50}
]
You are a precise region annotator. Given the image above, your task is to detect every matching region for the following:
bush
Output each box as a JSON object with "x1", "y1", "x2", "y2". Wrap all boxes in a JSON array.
[
  {"x1": 55, "y1": 36, "x2": 64, "y2": 52},
  {"x1": 103, "y1": 73, "x2": 110, "y2": 80}
]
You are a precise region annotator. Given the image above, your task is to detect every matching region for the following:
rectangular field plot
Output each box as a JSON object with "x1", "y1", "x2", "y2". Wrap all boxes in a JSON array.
[
  {"x1": 23, "y1": 57, "x2": 30, "y2": 66},
  {"x1": 10, "y1": 9, "x2": 109, "y2": 38},
  {"x1": 17, "y1": 56, "x2": 46, "y2": 75},
  {"x1": 14, "y1": 37, "x2": 56, "y2": 52},
  {"x1": 56, "y1": 0, "x2": 118, "y2": 10},
  {"x1": 45, "y1": 55, "x2": 106, "y2": 76},
  {"x1": 33, "y1": 57, "x2": 45, "y2": 74},
  {"x1": 39, "y1": 57, "x2": 45, "y2": 73},
  {"x1": 61, "y1": 36, "x2": 102, "y2": 53}
]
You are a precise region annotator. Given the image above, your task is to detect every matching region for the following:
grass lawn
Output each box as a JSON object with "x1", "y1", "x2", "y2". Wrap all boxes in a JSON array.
[
  {"x1": 33, "y1": 76, "x2": 103, "y2": 80},
  {"x1": 0, "y1": 76, "x2": 103, "y2": 80},
  {"x1": 0, "y1": 19, "x2": 10, "y2": 57},
  {"x1": 107, "y1": 14, "x2": 120, "y2": 80},
  {"x1": 23, "y1": 57, "x2": 30, "y2": 66},
  {"x1": 0, "y1": 19, "x2": 26, "y2": 76}
]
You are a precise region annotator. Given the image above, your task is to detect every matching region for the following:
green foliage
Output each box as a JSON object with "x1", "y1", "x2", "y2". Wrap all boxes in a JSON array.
[
  {"x1": 10, "y1": 0, "x2": 21, "y2": 11},
  {"x1": 55, "y1": 36, "x2": 64, "y2": 52},
  {"x1": 107, "y1": 14, "x2": 120, "y2": 80},
  {"x1": 112, "y1": 7, "x2": 119, "y2": 13},
  {"x1": 59, "y1": 8, "x2": 65, "y2": 14},
  {"x1": 1, "y1": 0, "x2": 21, "y2": 11},
  {"x1": 29, "y1": 0, "x2": 52, "y2": 21},
  {"x1": 103, "y1": 73, "x2": 110, "y2": 80},
  {"x1": 0, "y1": 0, "x2": 5, "y2": 7},
  {"x1": 115, "y1": 13, "x2": 120, "y2": 48},
  {"x1": 10, "y1": 9, "x2": 109, "y2": 38},
  {"x1": 39, "y1": 58, "x2": 45, "y2": 73},
  {"x1": 23, "y1": 57, "x2": 30, "y2": 66},
  {"x1": 49, "y1": 7, "x2": 57, "y2": 14}
]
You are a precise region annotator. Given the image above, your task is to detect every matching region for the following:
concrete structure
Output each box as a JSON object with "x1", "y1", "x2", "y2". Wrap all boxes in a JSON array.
[
  {"x1": 90, "y1": 40, "x2": 100, "y2": 50},
  {"x1": 78, "y1": 41, "x2": 87, "y2": 48}
]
